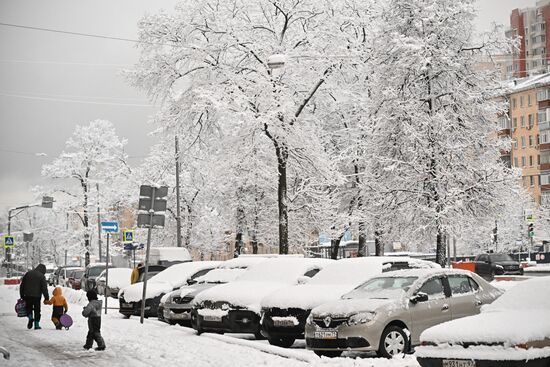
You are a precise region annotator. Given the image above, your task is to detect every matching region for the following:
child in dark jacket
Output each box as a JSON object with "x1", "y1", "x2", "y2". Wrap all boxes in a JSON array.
[
  {"x1": 82, "y1": 290, "x2": 106, "y2": 351},
  {"x1": 44, "y1": 287, "x2": 68, "y2": 330}
]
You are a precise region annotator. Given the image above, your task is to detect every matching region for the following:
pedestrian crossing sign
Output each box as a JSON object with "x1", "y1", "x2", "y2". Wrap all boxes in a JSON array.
[
  {"x1": 122, "y1": 230, "x2": 134, "y2": 243},
  {"x1": 4, "y1": 235, "x2": 14, "y2": 248}
]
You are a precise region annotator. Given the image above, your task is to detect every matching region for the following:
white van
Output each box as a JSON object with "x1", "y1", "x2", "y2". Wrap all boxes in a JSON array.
[{"x1": 149, "y1": 247, "x2": 192, "y2": 266}]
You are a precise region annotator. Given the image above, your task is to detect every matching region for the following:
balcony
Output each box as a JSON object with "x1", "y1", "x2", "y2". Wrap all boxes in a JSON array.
[
  {"x1": 541, "y1": 163, "x2": 550, "y2": 171},
  {"x1": 539, "y1": 121, "x2": 550, "y2": 131},
  {"x1": 540, "y1": 143, "x2": 550, "y2": 150}
]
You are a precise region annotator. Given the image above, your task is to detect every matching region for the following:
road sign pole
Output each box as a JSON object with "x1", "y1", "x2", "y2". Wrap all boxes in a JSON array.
[
  {"x1": 105, "y1": 233, "x2": 109, "y2": 314},
  {"x1": 140, "y1": 187, "x2": 156, "y2": 324}
]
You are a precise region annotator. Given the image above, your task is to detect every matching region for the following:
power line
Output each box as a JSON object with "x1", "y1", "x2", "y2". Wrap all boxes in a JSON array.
[
  {"x1": 0, "y1": 22, "x2": 144, "y2": 44},
  {"x1": 0, "y1": 92, "x2": 154, "y2": 107},
  {"x1": 1, "y1": 90, "x2": 149, "y2": 102},
  {"x1": 0, "y1": 59, "x2": 131, "y2": 68}
]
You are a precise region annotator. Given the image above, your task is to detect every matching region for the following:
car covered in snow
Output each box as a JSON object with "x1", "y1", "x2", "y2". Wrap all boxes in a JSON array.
[
  {"x1": 96, "y1": 267, "x2": 133, "y2": 298},
  {"x1": 305, "y1": 268, "x2": 502, "y2": 358},
  {"x1": 191, "y1": 256, "x2": 332, "y2": 338},
  {"x1": 67, "y1": 268, "x2": 85, "y2": 290},
  {"x1": 159, "y1": 256, "x2": 270, "y2": 325},
  {"x1": 260, "y1": 257, "x2": 440, "y2": 348},
  {"x1": 81, "y1": 263, "x2": 115, "y2": 291},
  {"x1": 118, "y1": 261, "x2": 220, "y2": 318},
  {"x1": 416, "y1": 276, "x2": 550, "y2": 367}
]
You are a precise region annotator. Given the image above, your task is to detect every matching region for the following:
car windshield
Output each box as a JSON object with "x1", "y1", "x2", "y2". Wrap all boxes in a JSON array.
[
  {"x1": 489, "y1": 254, "x2": 514, "y2": 262},
  {"x1": 72, "y1": 270, "x2": 84, "y2": 278},
  {"x1": 195, "y1": 268, "x2": 247, "y2": 284},
  {"x1": 343, "y1": 276, "x2": 418, "y2": 300}
]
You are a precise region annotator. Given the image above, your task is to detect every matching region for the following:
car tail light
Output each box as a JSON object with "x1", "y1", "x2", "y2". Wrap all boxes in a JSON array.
[{"x1": 515, "y1": 343, "x2": 528, "y2": 349}]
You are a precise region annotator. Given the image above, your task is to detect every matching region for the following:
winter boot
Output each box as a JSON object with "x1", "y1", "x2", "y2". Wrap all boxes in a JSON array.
[
  {"x1": 34, "y1": 321, "x2": 41, "y2": 330},
  {"x1": 27, "y1": 315, "x2": 33, "y2": 330},
  {"x1": 94, "y1": 346, "x2": 106, "y2": 351}
]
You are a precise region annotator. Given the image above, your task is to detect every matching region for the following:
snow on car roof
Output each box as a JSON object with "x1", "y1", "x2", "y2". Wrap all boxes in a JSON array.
[
  {"x1": 150, "y1": 261, "x2": 221, "y2": 287},
  {"x1": 236, "y1": 257, "x2": 332, "y2": 283},
  {"x1": 485, "y1": 276, "x2": 550, "y2": 312},
  {"x1": 307, "y1": 257, "x2": 405, "y2": 285},
  {"x1": 216, "y1": 256, "x2": 270, "y2": 269},
  {"x1": 373, "y1": 267, "x2": 469, "y2": 278}
]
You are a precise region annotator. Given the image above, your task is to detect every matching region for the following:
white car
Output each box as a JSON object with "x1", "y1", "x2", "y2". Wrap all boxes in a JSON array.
[
  {"x1": 159, "y1": 256, "x2": 270, "y2": 325},
  {"x1": 260, "y1": 257, "x2": 439, "y2": 347},
  {"x1": 416, "y1": 276, "x2": 550, "y2": 367},
  {"x1": 192, "y1": 256, "x2": 333, "y2": 338},
  {"x1": 96, "y1": 268, "x2": 133, "y2": 298},
  {"x1": 118, "y1": 261, "x2": 220, "y2": 318}
]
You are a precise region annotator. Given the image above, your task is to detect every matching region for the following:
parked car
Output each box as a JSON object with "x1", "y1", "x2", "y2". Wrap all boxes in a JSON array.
[
  {"x1": 45, "y1": 265, "x2": 55, "y2": 285},
  {"x1": 416, "y1": 276, "x2": 550, "y2": 367},
  {"x1": 473, "y1": 253, "x2": 523, "y2": 280},
  {"x1": 67, "y1": 268, "x2": 85, "y2": 290},
  {"x1": 159, "y1": 256, "x2": 269, "y2": 325},
  {"x1": 118, "y1": 261, "x2": 220, "y2": 318},
  {"x1": 305, "y1": 268, "x2": 503, "y2": 358},
  {"x1": 81, "y1": 263, "x2": 115, "y2": 291},
  {"x1": 53, "y1": 266, "x2": 82, "y2": 287},
  {"x1": 96, "y1": 268, "x2": 133, "y2": 298},
  {"x1": 191, "y1": 257, "x2": 332, "y2": 339},
  {"x1": 260, "y1": 257, "x2": 440, "y2": 348}
]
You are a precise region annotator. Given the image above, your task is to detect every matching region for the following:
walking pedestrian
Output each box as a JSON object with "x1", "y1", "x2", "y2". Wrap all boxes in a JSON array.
[
  {"x1": 130, "y1": 262, "x2": 143, "y2": 284},
  {"x1": 82, "y1": 290, "x2": 106, "y2": 351},
  {"x1": 44, "y1": 287, "x2": 68, "y2": 330},
  {"x1": 19, "y1": 263, "x2": 49, "y2": 330}
]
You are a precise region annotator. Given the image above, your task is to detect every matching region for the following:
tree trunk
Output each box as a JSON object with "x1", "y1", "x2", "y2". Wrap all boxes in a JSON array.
[
  {"x1": 276, "y1": 145, "x2": 289, "y2": 254},
  {"x1": 234, "y1": 232, "x2": 243, "y2": 258},
  {"x1": 330, "y1": 233, "x2": 345, "y2": 259},
  {"x1": 435, "y1": 230, "x2": 446, "y2": 267},
  {"x1": 184, "y1": 204, "x2": 193, "y2": 248},
  {"x1": 81, "y1": 177, "x2": 90, "y2": 266},
  {"x1": 358, "y1": 222, "x2": 367, "y2": 257},
  {"x1": 375, "y1": 230, "x2": 384, "y2": 256}
]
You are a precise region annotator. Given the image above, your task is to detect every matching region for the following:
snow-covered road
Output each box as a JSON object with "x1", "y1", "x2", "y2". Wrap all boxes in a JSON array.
[{"x1": 0, "y1": 285, "x2": 419, "y2": 367}]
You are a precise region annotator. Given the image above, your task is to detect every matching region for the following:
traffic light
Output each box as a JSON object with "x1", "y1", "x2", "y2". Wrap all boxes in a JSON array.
[{"x1": 528, "y1": 223, "x2": 534, "y2": 238}]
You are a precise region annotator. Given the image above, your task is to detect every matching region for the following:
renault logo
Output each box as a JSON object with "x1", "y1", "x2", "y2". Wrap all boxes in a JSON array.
[{"x1": 323, "y1": 316, "x2": 332, "y2": 327}]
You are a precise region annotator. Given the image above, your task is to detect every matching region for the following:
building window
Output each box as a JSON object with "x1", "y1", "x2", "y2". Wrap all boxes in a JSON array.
[
  {"x1": 514, "y1": 157, "x2": 519, "y2": 167},
  {"x1": 514, "y1": 140, "x2": 518, "y2": 149},
  {"x1": 538, "y1": 154, "x2": 541, "y2": 165},
  {"x1": 522, "y1": 136, "x2": 526, "y2": 148},
  {"x1": 513, "y1": 118, "x2": 518, "y2": 128},
  {"x1": 529, "y1": 135, "x2": 534, "y2": 146},
  {"x1": 529, "y1": 114, "x2": 534, "y2": 128},
  {"x1": 521, "y1": 116, "x2": 525, "y2": 127},
  {"x1": 542, "y1": 173, "x2": 550, "y2": 185},
  {"x1": 513, "y1": 98, "x2": 517, "y2": 109},
  {"x1": 520, "y1": 96, "x2": 524, "y2": 107},
  {"x1": 531, "y1": 176, "x2": 535, "y2": 186},
  {"x1": 528, "y1": 94, "x2": 532, "y2": 106},
  {"x1": 522, "y1": 156, "x2": 526, "y2": 167},
  {"x1": 530, "y1": 155, "x2": 533, "y2": 166}
]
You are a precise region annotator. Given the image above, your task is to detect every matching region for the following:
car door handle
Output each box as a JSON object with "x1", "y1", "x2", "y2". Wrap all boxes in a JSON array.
[{"x1": 441, "y1": 304, "x2": 449, "y2": 311}]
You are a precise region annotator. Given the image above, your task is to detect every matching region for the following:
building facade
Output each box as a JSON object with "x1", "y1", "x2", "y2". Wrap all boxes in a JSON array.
[{"x1": 504, "y1": 0, "x2": 550, "y2": 79}]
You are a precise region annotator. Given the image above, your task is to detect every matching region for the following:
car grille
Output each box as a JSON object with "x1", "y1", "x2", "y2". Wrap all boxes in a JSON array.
[
  {"x1": 313, "y1": 317, "x2": 348, "y2": 329},
  {"x1": 306, "y1": 337, "x2": 369, "y2": 349},
  {"x1": 267, "y1": 307, "x2": 308, "y2": 318}
]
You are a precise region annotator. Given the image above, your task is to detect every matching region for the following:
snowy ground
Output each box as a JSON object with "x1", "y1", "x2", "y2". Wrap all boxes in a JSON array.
[{"x1": 0, "y1": 285, "x2": 419, "y2": 367}]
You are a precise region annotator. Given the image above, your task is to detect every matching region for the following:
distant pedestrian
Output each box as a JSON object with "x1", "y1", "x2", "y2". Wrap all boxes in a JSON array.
[
  {"x1": 130, "y1": 262, "x2": 144, "y2": 284},
  {"x1": 82, "y1": 290, "x2": 106, "y2": 351},
  {"x1": 19, "y1": 264, "x2": 49, "y2": 330},
  {"x1": 44, "y1": 287, "x2": 68, "y2": 330}
]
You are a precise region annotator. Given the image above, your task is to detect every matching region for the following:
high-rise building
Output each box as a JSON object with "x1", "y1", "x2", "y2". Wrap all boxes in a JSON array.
[{"x1": 505, "y1": 0, "x2": 550, "y2": 79}]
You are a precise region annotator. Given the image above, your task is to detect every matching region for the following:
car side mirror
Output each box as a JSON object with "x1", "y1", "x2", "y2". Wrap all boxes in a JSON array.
[
  {"x1": 410, "y1": 292, "x2": 429, "y2": 304},
  {"x1": 187, "y1": 278, "x2": 197, "y2": 285}
]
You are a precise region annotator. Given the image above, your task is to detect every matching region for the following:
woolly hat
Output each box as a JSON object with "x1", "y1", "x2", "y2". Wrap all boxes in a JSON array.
[{"x1": 86, "y1": 290, "x2": 98, "y2": 301}]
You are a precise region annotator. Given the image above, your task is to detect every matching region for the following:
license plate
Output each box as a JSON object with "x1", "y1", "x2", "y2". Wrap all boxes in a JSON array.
[
  {"x1": 443, "y1": 360, "x2": 475, "y2": 367},
  {"x1": 122, "y1": 303, "x2": 132, "y2": 308},
  {"x1": 203, "y1": 315, "x2": 222, "y2": 322},
  {"x1": 314, "y1": 330, "x2": 337, "y2": 339},
  {"x1": 273, "y1": 319, "x2": 295, "y2": 327}
]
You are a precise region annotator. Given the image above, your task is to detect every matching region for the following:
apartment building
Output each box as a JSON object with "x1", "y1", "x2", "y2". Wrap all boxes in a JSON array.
[
  {"x1": 504, "y1": 73, "x2": 550, "y2": 205},
  {"x1": 504, "y1": 0, "x2": 550, "y2": 79}
]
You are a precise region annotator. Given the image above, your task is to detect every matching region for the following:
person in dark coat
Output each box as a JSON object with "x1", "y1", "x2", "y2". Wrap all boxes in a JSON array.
[
  {"x1": 19, "y1": 263, "x2": 50, "y2": 330},
  {"x1": 82, "y1": 290, "x2": 106, "y2": 351}
]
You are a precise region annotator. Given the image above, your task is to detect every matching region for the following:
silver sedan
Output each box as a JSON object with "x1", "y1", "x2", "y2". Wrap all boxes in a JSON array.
[{"x1": 305, "y1": 268, "x2": 502, "y2": 358}]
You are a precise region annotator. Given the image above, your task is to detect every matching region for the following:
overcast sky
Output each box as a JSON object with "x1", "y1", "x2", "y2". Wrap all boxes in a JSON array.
[{"x1": 0, "y1": 0, "x2": 531, "y2": 215}]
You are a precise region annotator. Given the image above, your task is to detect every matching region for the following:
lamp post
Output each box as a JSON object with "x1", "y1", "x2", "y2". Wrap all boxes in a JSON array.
[{"x1": 5, "y1": 196, "x2": 53, "y2": 277}]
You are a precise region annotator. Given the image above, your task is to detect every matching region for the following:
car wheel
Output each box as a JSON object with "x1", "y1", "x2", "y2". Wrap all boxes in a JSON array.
[
  {"x1": 268, "y1": 337, "x2": 295, "y2": 348},
  {"x1": 314, "y1": 350, "x2": 342, "y2": 358},
  {"x1": 254, "y1": 330, "x2": 265, "y2": 340},
  {"x1": 378, "y1": 325, "x2": 409, "y2": 358}
]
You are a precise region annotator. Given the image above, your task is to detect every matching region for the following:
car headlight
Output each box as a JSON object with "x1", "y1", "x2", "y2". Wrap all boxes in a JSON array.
[
  {"x1": 347, "y1": 312, "x2": 376, "y2": 326},
  {"x1": 306, "y1": 313, "x2": 314, "y2": 324}
]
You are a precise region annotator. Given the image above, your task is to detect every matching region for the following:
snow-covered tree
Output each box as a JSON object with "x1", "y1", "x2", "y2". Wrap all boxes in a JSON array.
[
  {"x1": 361, "y1": 0, "x2": 522, "y2": 265},
  {"x1": 42, "y1": 120, "x2": 128, "y2": 263}
]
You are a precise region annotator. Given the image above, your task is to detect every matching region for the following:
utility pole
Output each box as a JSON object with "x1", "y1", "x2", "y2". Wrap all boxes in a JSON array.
[
  {"x1": 175, "y1": 135, "x2": 183, "y2": 248},
  {"x1": 96, "y1": 183, "x2": 102, "y2": 261}
]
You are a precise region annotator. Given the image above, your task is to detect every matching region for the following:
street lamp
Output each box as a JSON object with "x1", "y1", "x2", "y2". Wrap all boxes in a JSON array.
[{"x1": 4, "y1": 196, "x2": 54, "y2": 277}]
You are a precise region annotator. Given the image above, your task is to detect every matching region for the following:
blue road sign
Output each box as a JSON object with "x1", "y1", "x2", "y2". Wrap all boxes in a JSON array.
[
  {"x1": 101, "y1": 221, "x2": 119, "y2": 233},
  {"x1": 4, "y1": 235, "x2": 15, "y2": 248},
  {"x1": 123, "y1": 230, "x2": 134, "y2": 243}
]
